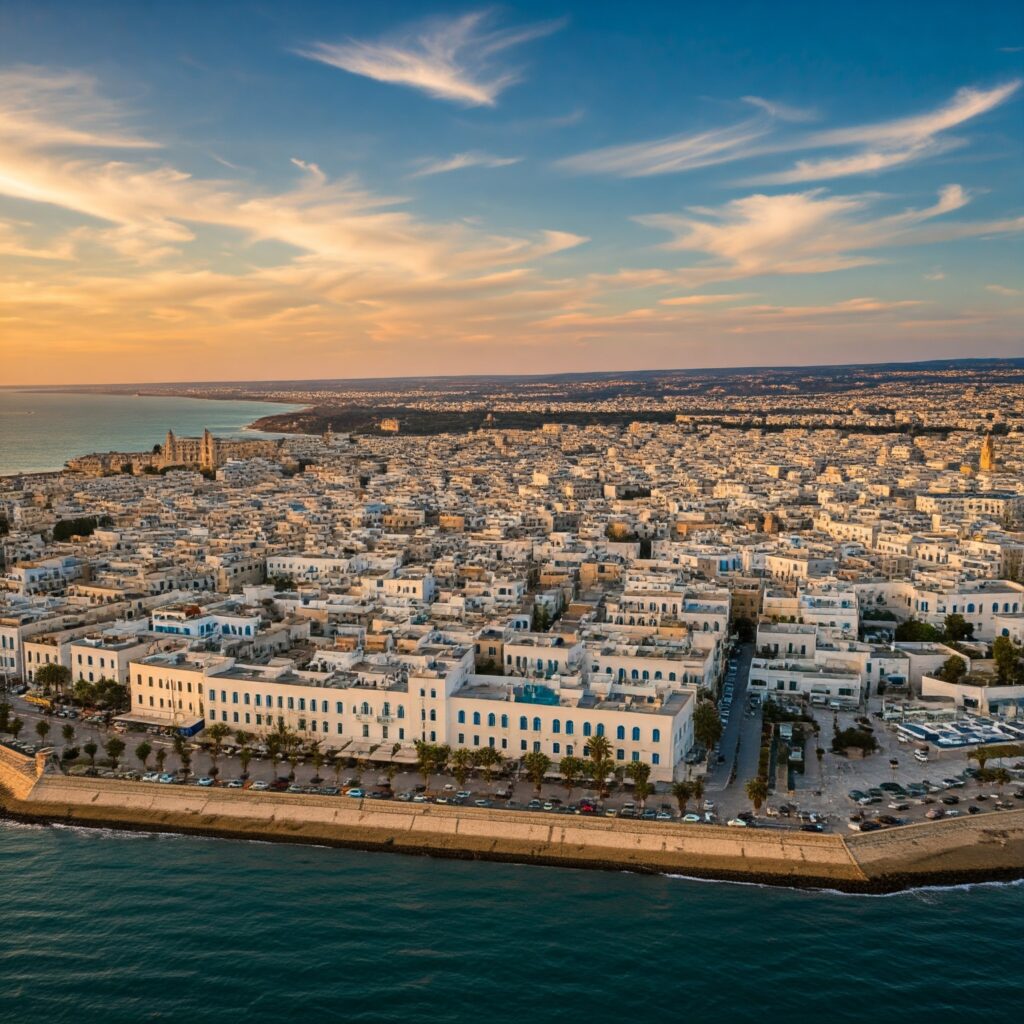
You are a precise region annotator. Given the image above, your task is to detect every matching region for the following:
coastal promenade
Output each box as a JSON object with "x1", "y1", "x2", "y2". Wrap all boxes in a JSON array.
[{"x1": 3, "y1": 749, "x2": 1022, "y2": 892}]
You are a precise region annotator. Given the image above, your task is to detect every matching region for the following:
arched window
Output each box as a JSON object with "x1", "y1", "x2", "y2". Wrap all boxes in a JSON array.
[
  {"x1": 553, "y1": 719, "x2": 561, "y2": 734},
  {"x1": 616, "y1": 725, "x2": 625, "y2": 740},
  {"x1": 519, "y1": 716, "x2": 528, "y2": 730},
  {"x1": 429, "y1": 709, "x2": 436, "y2": 721},
  {"x1": 472, "y1": 712, "x2": 481, "y2": 725},
  {"x1": 631, "y1": 669, "x2": 639, "y2": 680},
  {"x1": 652, "y1": 729, "x2": 661, "y2": 743},
  {"x1": 487, "y1": 713, "x2": 496, "y2": 727},
  {"x1": 361, "y1": 701, "x2": 370, "y2": 715},
  {"x1": 501, "y1": 714, "x2": 508, "y2": 728},
  {"x1": 566, "y1": 720, "x2": 574, "y2": 735},
  {"x1": 967, "y1": 602, "x2": 975, "y2": 613},
  {"x1": 397, "y1": 705, "x2": 405, "y2": 719},
  {"x1": 458, "y1": 710, "x2": 466, "y2": 724},
  {"x1": 596, "y1": 724, "x2": 605, "y2": 737},
  {"x1": 532, "y1": 717, "x2": 541, "y2": 732},
  {"x1": 583, "y1": 722, "x2": 592, "y2": 737},
  {"x1": 632, "y1": 727, "x2": 640, "y2": 741}
]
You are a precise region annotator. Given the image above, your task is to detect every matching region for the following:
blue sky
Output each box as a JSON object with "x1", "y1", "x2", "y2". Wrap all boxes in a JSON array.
[{"x1": 1, "y1": 1, "x2": 1021, "y2": 383}]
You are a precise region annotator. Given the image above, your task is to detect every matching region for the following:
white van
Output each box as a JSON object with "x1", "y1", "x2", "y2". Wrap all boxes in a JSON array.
[{"x1": 914, "y1": 748, "x2": 929, "y2": 764}]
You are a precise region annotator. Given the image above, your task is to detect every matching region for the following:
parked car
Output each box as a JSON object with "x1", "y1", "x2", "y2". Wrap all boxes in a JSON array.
[
  {"x1": 250, "y1": 780, "x2": 270, "y2": 791},
  {"x1": 196, "y1": 777, "x2": 215, "y2": 787},
  {"x1": 347, "y1": 788, "x2": 365, "y2": 799},
  {"x1": 726, "y1": 817, "x2": 748, "y2": 827}
]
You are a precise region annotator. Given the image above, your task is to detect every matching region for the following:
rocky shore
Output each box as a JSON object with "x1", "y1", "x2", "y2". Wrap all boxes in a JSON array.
[{"x1": 2, "y1": 752, "x2": 1022, "y2": 894}]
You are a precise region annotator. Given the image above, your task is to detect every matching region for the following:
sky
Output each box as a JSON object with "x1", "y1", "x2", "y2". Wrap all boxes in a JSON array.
[{"x1": 0, "y1": 0, "x2": 1022, "y2": 385}]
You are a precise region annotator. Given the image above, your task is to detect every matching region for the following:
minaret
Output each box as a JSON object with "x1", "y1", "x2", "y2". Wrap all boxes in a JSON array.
[
  {"x1": 201, "y1": 428, "x2": 217, "y2": 472},
  {"x1": 979, "y1": 433, "x2": 997, "y2": 474},
  {"x1": 164, "y1": 430, "x2": 176, "y2": 466}
]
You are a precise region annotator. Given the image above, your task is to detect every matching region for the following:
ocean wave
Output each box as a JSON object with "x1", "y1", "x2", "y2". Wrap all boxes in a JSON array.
[{"x1": 663, "y1": 871, "x2": 1024, "y2": 898}]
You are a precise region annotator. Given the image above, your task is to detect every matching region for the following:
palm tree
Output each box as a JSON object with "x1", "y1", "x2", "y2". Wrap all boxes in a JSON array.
[
  {"x1": 105, "y1": 736, "x2": 126, "y2": 769},
  {"x1": 523, "y1": 751, "x2": 552, "y2": 795},
  {"x1": 969, "y1": 747, "x2": 991, "y2": 771},
  {"x1": 450, "y1": 748, "x2": 473, "y2": 788},
  {"x1": 239, "y1": 746, "x2": 252, "y2": 778},
  {"x1": 206, "y1": 722, "x2": 231, "y2": 770},
  {"x1": 385, "y1": 762, "x2": 399, "y2": 787},
  {"x1": 745, "y1": 777, "x2": 769, "y2": 815},
  {"x1": 472, "y1": 746, "x2": 503, "y2": 784},
  {"x1": 624, "y1": 760, "x2": 653, "y2": 808},
  {"x1": 154, "y1": 748, "x2": 167, "y2": 773},
  {"x1": 691, "y1": 775, "x2": 705, "y2": 806},
  {"x1": 672, "y1": 780, "x2": 693, "y2": 815},
  {"x1": 559, "y1": 755, "x2": 585, "y2": 801},
  {"x1": 135, "y1": 741, "x2": 152, "y2": 771},
  {"x1": 268, "y1": 735, "x2": 283, "y2": 777},
  {"x1": 309, "y1": 741, "x2": 325, "y2": 783},
  {"x1": 693, "y1": 701, "x2": 723, "y2": 765},
  {"x1": 586, "y1": 733, "x2": 613, "y2": 797},
  {"x1": 35, "y1": 720, "x2": 50, "y2": 745}
]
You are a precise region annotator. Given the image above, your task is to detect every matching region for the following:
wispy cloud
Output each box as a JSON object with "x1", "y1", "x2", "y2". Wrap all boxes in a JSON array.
[
  {"x1": 635, "y1": 184, "x2": 1022, "y2": 284},
  {"x1": 410, "y1": 151, "x2": 522, "y2": 177},
  {"x1": 741, "y1": 96, "x2": 816, "y2": 122},
  {"x1": 986, "y1": 283, "x2": 1022, "y2": 296},
  {"x1": 560, "y1": 81, "x2": 1021, "y2": 182},
  {"x1": 296, "y1": 10, "x2": 564, "y2": 107}
]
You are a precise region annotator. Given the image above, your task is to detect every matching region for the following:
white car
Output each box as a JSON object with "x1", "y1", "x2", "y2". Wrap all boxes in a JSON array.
[
  {"x1": 682, "y1": 813, "x2": 702, "y2": 823},
  {"x1": 727, "y1": 818, "x2": 748, "y2": 827},
  {"x1": 250, "y1": 780, "x2": 270, "y2": 791}
]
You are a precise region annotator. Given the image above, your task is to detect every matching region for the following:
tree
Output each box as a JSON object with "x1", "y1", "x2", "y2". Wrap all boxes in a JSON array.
[
  {"x1": 414, "y1": 741, "x2": 450, "y2": 792},
  {"x1": 559, "y1": 755, "x2": 585, "y2": 800},
  {"x1": 585, "y1": 733, "x2": 614, "y2": 797},
  {"x1": 35, "y1": 663, "x2": 71, "y2": 697},
  {"x1": 894, "y1": 618, "x2": 941, "y2": 643},
  {"x1": 671, "y1": 780, "x2": 693, "y2": 815},
  {"x1": 35, "y1": 720, "x2": 51, "y2": 745},
  {"x1": 745, "y1": 777, "x2": 769, "y2": 814},
  {"x1": 691, "y1": 775, "x2": 705, "y2": 806},
  {"x1": 624, "y1": 760, "x2": 652, "y2": 807},
  {"x1": 450, "y1": 748, "x2": 473, "y2": 788},
  {"x1": 238, "y1": 746, "x2": 252, "y2": 778},
  {"x1": 135, "y1": 741, "x2": 152, "y2": 770},
  {"x1": 693, "y1": 701, "x2": 723, "y2": 763},
  {"x1": 309, "y1": 741, "x2": 325, "y2": 783},
  {"x1": 969, "y1": 746, "x2": 992, "y2": 770},
  {"x1": 268, "y1": 574, "x2": 295, "y2": 591},
  {"x1": 942, "y1": 614, "x2": 974, "y2": 643},
  {"x1": 992, "y1": 636, "x2": 1021, "y2": 684},
  {"x1": 154, "y1": 748, "x2": 167, "y2": 773},
  {"x1": 531, "y1": 603, "x2": 552, "y2": 632},
  {"x1": 937, "y1": 655, "x2": 967, "y2": 683},
  {"x1": 523, "y1": 751, "x2": 552, "y2": 795},
  {"x1": 105, "y1": 736, "x2": 126, "y2": 768},
  {"x1": 9, "y1": 718, "x2": 23, "y2": 740},
  {"x1": 472, "y1": 746, "x2": 503, "y2": 783},
  {"x1": 61, "y1": 724, "x2": 75, "y2": 745},
  {"x1": 206, "y1": 722, "x2": 231, "y2": 768}
]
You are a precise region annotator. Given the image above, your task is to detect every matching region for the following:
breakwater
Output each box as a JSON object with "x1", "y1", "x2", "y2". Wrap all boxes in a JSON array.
[{"x1": 2, "y1": 750, "x2": 1022, "y2": 892}]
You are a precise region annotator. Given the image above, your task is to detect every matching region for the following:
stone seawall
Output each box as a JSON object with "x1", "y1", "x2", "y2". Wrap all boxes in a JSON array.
[{"x1": 2, "y1": 753, "x2": 1022, "y2": 892}]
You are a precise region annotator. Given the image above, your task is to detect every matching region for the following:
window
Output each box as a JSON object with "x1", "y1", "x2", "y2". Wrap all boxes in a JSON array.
[
  {"x1": 553, "y1": 742, "x2": 560, "y2": 754},
  {"x1": 631, "y1": 727, "x2": 640, "y2": 742},
  {"x1": 616, "y1": 725, "x2": 625, "y2": 740},
  {"x1": 552, "y1": 719, "x2": 561, "y2": 734},
  {"x1": 583, "y1": 722, "x2": 591, "y2": 737},
  {"x1": 519, "y1": 716, "x2": 528, "y2": 730},
  {"x1": 487, "y1": 713, "x2": 496, "y2": 727},
  {"x1": 616, "y1": 749, "x2": 624, "y2": 760},
  {"x1": 532, "y1": 717, "x2": 541, "y2": 732},
  {"x1": 596, "y1": 724, "x2": 605, "y2": 737},
  {"x1": 500, "y1": 714, "x2": 508, "y2": 728},
  {"x1": 473, "y1": 712, "x2": 481, "y2": 726},
  {"x1": 652, "y1": 753, "x2": 660, "y2": 765},
  {"x1": 458, "y1": 710, "x2": 466, "y2": 724},
  {"x1": 565, "y1": 720, "x2": 574, "y2": 735},
  {"x1": 652, "y1": 729, "x2": 661, "y2": 743}
]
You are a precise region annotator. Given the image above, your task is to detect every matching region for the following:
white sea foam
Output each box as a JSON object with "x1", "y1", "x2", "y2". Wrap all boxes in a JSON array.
[{"x1": 663, "y1": 871, "x2": 1024, "y2": 898}]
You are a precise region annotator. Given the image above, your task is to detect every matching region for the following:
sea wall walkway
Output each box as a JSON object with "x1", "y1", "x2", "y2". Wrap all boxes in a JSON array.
[{"x1": 2, "y1": 751, "x2": 1021, "y2": 891}]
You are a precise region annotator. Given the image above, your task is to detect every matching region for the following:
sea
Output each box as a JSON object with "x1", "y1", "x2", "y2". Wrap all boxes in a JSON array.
[
  {"x1": 0, "y1": 821, "x2": 1022, "y2": 1024},
  {"x1": 0, "y1": 391, "x2": 302, "y2": 475}
]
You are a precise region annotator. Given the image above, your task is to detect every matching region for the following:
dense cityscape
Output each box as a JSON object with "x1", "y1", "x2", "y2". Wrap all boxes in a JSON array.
[{"x1": 3, "y1": 364, "x2": 1023, "y2": 837}]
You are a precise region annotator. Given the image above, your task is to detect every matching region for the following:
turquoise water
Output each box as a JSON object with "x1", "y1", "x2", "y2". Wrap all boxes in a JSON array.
[
  {"x1": 1, "y1": 822, "x2": 1021, "y2": 1023},
  {"x1": 0, "y1": 391, "x2": 302, "y2": 475}
]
